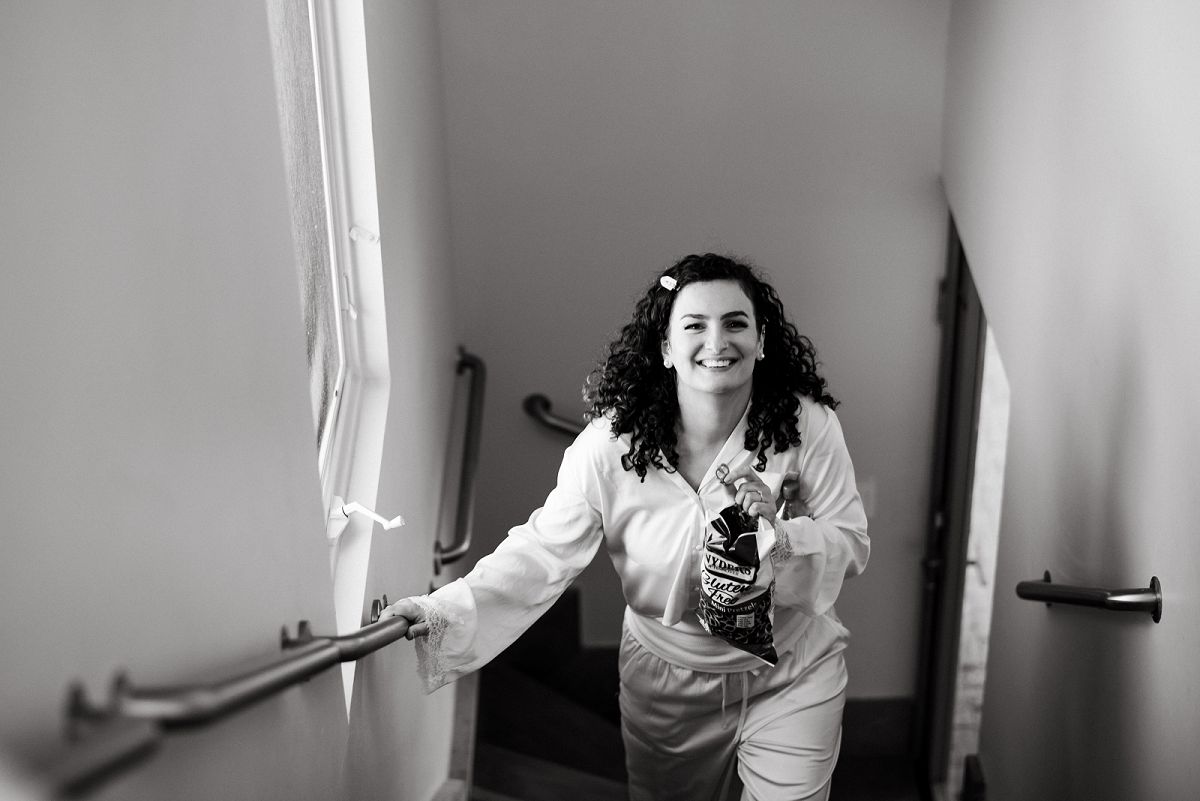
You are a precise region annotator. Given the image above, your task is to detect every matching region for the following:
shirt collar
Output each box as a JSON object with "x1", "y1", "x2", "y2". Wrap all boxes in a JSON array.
[{"x1": 659, "y1": 399, "x2": 756, "y2": 496}]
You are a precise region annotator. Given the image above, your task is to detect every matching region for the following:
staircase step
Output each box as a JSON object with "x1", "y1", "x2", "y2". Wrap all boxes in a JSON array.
[
  {"x1": 474, "y1": 743, "x2": 628, "y2": 801},
  {"x1": 831, "y1": 756, "x2": 921, "y2": 801},
  {"x1": 470, "y1": 787, "x2": 526, "y2": 801},
  {"x1": 478, "y1": 663, "x2": 626, "y2": 782},
  {"x1": 496, "y1": 589, "x2": 582, "y2": 670},
  {"x1": 542, "y1": 646, "x2": 621, "y2": 726}
]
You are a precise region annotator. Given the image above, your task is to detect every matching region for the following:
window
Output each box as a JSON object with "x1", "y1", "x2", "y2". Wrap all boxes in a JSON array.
[
  {"x1": 266, "y1": 0, "x2": 345, "y2": 474},
  {"x1": 269, "y1": 0, "x2": 390, "y2": 713}
]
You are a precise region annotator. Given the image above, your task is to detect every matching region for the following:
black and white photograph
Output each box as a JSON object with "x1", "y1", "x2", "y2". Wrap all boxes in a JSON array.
[{"x1": 2, "y1": 2, "x2": 1197, "y2": 800}]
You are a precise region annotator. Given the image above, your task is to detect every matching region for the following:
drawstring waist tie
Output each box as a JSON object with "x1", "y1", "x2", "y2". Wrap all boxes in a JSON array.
[
  {"x1": 720, "y1": 670, "x2": 751, "y2": 738},
  {"x1": 718, "y1": 671, "x2": 751, "y2": 800}
]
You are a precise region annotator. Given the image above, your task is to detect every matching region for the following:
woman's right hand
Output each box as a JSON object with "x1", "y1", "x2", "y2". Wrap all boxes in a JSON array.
[{"x1": 378, "y1": 598, "x2": 430, "y2": 639}]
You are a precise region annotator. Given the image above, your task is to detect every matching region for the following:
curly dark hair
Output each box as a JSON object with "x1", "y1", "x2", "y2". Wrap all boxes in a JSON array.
[{"x1": 583, "y1": 252, "x2": 838, "y2": 480}]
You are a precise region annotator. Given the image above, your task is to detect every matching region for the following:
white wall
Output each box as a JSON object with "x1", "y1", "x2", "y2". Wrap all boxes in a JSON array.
[
  {"x1": 0, "y1": 1, "x2": 461, "y2": 799},
  {"x1": 436, "y1": 0, "x2": 950, "y2": 698},
  {"x1": 347, "y1": 2, "x2": 462, "y2": 800},
  {"x1": 0, "y1": 2, "x2": 346, "y2": 797},
  {"x1": 942, "y1": 1, "x2": 1200, "y2": 797}
]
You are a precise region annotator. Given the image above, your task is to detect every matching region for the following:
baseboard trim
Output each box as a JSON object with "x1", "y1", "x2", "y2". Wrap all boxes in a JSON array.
[
  {"x1": 429, "y1": 778, "x2": 468, "y2": 801},
  {"x1": 429, "y1": 672, "x2": 480, "y2": 801},
  {"x1": 449, "y1": 672, "x2": 479, "y2": 784}
]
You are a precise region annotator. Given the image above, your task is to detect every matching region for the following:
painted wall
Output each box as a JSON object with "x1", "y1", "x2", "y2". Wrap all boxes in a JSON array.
[
  {"x1": 436, "y1": 0, "x2": 951, "y2": 698},
  {"x1": 0, "y1": 1, "x2": 345, "y2": 797},
  {"x1": 942, "y1": 1, "x2": 1200, "y2": 797},
  {"x1": 348, "y1": 2, "x2": 463, "y2": 800},
  {"x1": 0, "y1": 1, "x2": 459, "y2": 799}
]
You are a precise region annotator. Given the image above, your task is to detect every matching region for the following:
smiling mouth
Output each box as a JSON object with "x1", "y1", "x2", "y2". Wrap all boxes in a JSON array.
[{"x1": 698, "y1": 358, "x2": 737, "y2": 368}]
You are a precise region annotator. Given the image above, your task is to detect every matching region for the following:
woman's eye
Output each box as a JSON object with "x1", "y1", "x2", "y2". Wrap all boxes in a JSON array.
[
  {"x1": 727, "y1": 321, "x2": 748, "y2": 330},
  {"x1": 684, "y1": 323, "x2": 704, "y2": 331}
]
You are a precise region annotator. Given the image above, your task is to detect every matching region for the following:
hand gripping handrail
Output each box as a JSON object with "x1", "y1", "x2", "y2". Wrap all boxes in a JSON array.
[
  {"x1": 1015, "y1": 571, "x2": 1162, "y2": 623},
  {"x1": 522, "y1": 393, "x2": 585, "y2": 437},
  {"x1": 47, "y1": 605, "x2": 412, "y2": 797},
  {"x1": 281, "y1": 601, "x2": 412, "y2": 662},
  {"x1": 434, "y1": 349, "x2": 486, "y2": 571}
]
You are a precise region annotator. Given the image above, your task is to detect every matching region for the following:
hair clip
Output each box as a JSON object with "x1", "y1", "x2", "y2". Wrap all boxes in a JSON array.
[{"x1": 659, "y1": 275, "x2": 678, "y2": 291}]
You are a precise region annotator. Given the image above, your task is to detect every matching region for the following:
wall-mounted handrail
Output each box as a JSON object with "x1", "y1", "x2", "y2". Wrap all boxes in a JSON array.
[
  {"x1": 46, "y1": 608, "x2": 413, "y2": 797},
  {"x1": 108, "y1": 639, "x2": 340, "y2": 727},
  {"x1": 522, "y1": 393, "x2": 584, "y2": 437},
  {"x1": 1016, "y1": 571, "x2": 1162, "y2": 623},
  {"x1": 41, "y1": 717, "x2": 161, "y2": 799},
  {"x1": 281, "y1": 607, "x2": 412, "y2": 662},
  {"x1": 434, "y1": 349, "x2": 486, "y2": 571}
]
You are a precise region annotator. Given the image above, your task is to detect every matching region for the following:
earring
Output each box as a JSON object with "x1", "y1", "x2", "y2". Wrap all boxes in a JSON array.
[
  {"x1": 664, "y1": 356, "x2": 673, "y2": 369},
  {"x1": 756, "y1": 350, "x2": 765, "y2": 361}
]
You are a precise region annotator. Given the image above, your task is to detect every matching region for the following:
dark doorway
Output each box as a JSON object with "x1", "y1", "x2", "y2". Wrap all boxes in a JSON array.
[{"x1": 915, "y1": 217, "x2": 1009, "y2": 800}]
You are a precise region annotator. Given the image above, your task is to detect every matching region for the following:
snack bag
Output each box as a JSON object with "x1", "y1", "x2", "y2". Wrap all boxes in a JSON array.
[{"x1": 696, "y1": 503, "x2": 778, "y2": 666}]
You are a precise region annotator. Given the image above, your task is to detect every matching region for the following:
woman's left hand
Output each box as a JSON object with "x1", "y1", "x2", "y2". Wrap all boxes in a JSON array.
[{"x1": 722, "y1": 463, "x2": 777, "y2": 526}]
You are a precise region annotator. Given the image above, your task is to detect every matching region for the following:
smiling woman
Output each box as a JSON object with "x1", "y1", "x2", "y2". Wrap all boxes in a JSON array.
[
  {"x1": 587, "y1": 253, "x2": 839, "y2": 484},
  {"x1": 382, "y1": 252, "x2": 868, "y2": 801},
  {"x1": 663, "y1": 281, "x2": 762, "y2": 402}
]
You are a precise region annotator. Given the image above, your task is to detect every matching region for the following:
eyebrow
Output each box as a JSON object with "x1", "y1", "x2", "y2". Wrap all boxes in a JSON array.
[{"x1": 681, "y1": 311, "x2": 751, "y2": 320}]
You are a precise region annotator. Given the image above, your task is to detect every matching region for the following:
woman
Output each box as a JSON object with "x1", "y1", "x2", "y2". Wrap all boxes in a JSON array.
[{"x1": 382, "y1": 253, "x2": 868, "y2": 801}]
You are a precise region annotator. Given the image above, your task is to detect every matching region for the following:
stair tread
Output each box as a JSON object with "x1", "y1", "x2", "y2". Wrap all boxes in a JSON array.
[
  {"x1": 477, "y1": 662, "x2": 626, "y2": 782},
  {"x1": 475, "y1": 743, "x2": 627, "y2": 801},
  {"x1": 470, "y1": 787, "x2": 525, "y2": 801}
]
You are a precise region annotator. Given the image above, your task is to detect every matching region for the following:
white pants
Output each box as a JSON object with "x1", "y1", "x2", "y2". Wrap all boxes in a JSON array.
[{"x1": 618, "y1": 616, "x2": 847, "y2": 801}]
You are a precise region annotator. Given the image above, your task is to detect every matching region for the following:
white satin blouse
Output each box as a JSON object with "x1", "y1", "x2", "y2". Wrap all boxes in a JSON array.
[{"x1": 410, "y1": 394, "x2": 869, "y2": 691}]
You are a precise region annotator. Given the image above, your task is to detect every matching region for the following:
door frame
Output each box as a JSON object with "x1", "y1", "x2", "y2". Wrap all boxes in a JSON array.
[{"x1": 914, "y1": 215, "x2": 987, "y2": 796}]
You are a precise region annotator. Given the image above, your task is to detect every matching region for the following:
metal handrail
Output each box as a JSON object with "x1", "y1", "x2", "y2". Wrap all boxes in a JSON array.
[
  {"x1": 277, "y1": 598, "x2": 412, "y2": 661},
  {"x1": 522, "y1": 393, "x2": 584, "y2": 437},
  {"x1": 48, "y1": 607, "x2": 413, "y2": 796},
  {"x1": 41, "y1": 717, "x2": 161, "y2": 799},
  {"x1": 1016, "y1": 571, "x2": 1162, "y2": 623},
  {"x1": 109, "y1": 639, "x2": 340, "y2": 726},
  {"x1": 434, "y1": 349, "x2": 486, "y2": 571},
  {"x1": 42, "y1": 360, "x2": 484, "y2": 794}
]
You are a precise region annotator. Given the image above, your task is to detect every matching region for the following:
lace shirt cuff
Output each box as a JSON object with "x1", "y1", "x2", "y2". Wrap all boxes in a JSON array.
[
  {"x1": 769, "y1": 521, "x2": 794, "y2": 563},
  {"x1": 408, "y1": 594, "x2": 467, "y2": 694}
]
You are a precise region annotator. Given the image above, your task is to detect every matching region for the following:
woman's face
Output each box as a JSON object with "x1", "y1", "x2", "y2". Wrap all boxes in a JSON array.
[{"x1": 661, "y1": 279, "x2": 763, "y2": 401}]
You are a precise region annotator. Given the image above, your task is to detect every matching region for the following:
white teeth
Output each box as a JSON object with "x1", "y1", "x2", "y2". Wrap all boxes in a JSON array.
[{"x1": 700, "y1": 358, "x2": 734, "y2": 368}]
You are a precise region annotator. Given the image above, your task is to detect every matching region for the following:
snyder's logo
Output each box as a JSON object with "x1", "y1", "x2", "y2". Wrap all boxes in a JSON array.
[
  {"x1": 702, "y1": 569, "x2": 768, "y2": 607},
  {"x1": 703, "y1": 550, "x2": 756, "y2": 581},
  {"x1": 701, "y1": 503, "x2": 761, "y2": 605}
]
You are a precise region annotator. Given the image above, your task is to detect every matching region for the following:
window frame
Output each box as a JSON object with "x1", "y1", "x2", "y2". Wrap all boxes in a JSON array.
[{"x1": 307, "y1": 0, "x2": 391, "y2": 712}]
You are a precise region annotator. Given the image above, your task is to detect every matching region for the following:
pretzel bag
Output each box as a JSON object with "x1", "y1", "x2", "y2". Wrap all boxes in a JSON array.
[{"x1": 696, "y1": 504, "x2": 778, "y2": 666}]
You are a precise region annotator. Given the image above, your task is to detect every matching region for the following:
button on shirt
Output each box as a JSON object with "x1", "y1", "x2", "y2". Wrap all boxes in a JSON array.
[{"x1": 411, "y1": 394, "x2": 869, "y2": 690}]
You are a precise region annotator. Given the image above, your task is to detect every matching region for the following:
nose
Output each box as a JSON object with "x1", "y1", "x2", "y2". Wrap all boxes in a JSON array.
[{"x1": 704, "y1": 328, "x2": 727, "y2": 353}]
